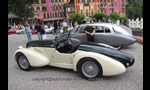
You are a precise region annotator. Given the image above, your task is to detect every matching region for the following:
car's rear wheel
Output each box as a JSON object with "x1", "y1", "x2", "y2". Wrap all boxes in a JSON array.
[
  {"x1": 16, "y1": 53, "x2": 31, "y2": 71},
  {"x1": 78, "y1": 58, "x2": 102, "y2": 79}
]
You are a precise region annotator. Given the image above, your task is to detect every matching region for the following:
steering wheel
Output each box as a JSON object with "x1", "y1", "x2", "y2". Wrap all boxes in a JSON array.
[{"x1": 55, "y1": 32, "x2": 73, "y2": 50}]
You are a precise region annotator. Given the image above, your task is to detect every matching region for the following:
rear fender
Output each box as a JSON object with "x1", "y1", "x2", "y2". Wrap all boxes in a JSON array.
[
  {"x1": 14, "y1": 48, "x2": 50, "y2": 67},
  {"x1": 73, "y1": 51, "x2": 126, "y2": 76}
]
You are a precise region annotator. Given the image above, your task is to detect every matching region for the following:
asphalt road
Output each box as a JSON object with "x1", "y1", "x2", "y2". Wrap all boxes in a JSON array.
[{"x1": 8, "y1": 34, "x2": 143, "y2": 90}]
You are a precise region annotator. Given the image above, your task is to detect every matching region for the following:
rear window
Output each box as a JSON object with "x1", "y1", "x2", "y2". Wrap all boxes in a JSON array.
[
  {"x1": 113, "y1": 25, "x2": 131, "y2": 36},
  {"x1": 95, "y1": 26, "x2": 111, "y2": 33}
]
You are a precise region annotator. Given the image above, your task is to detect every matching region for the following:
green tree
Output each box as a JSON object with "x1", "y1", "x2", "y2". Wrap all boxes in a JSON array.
[
  {"x1": 120, "y1": 17, "x2": 128, "y2": 25},
  {"x1": 8, "y1": 0, "x2": 34, "y2": 22},
  {"x1": 126, "y1": 0, "x2": 143, "y2": 19},
  {"x1": 92, "y1": 13, "x2": 106, "y2": 22},
  {"x1": 110, "y1": 13, "x2": 121, "y2": 23},
  {"x1": 68, "y1": 13, "x2": 85, "y2": 24}
]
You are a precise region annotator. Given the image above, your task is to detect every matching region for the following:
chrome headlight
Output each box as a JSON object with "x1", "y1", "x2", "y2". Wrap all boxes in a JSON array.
[
  {"x1": 126, "y1": 63, "x2": 129, "y2": 66},
  {"x1": 17, "y1": 46, "x2": 23, "y2": 49}
]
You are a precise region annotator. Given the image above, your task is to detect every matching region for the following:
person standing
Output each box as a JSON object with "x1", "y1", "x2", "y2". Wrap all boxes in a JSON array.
[
  {"x1": 62, "y1": 20, "x2": 68, "y2": 33},
  {"x1": 25, "y1": 24, "x2": 32, "y2": 42},
  {"x1": 40, "y1": 25, "x2": 46, "y2": 40},
  {"x1": 54, "y1": 21, "x2": 58, "y2": 34},
  {"x1": 84, "y1": 26, "x2": 95, "y2": 42},
  {"x1": 35, "y1": 23, "x2": 42, "y2": 40}
]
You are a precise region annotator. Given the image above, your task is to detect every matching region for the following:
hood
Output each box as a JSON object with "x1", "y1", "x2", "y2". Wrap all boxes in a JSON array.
[{"x1": 78, "y1": 42, "x2": 134, "y2": 67}]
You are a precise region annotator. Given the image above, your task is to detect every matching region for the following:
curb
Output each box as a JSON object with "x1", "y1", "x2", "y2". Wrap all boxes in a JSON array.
[{"x1": 134, "y1": 37, "x2": 143, "y2": 44}]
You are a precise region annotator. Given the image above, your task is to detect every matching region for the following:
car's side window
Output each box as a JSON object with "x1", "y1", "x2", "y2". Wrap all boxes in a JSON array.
[
  {"x1": 75, "y1": 27, "x2": 80, "y2": 32},
  {"x1": 104, "y1": 27, "x2": 111, "y2": 33},
  {"x1": 79, "y1": 26, "x2": 86, "y2": 33},
  {"x1": 95, "y1": 26, "x2": 104, "y2": 33}
]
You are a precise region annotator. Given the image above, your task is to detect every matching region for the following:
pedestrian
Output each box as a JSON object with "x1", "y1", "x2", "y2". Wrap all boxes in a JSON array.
[
  {"x1": 54, "y1": 21, "x2": 58, "y2": 34},
  {"x1": 84, "y1": 25, "x2": 95, "y2": 42},
  {"x1": 25, "y1": 24, "x2": 32, "y2": 42},
  {"x1": 62, "y1": 20, "x2": 68, "y2": 33},
  {"x1": 86, "y1": 19, "x2": 90, "y2": 24},
  {"x1": 35, "y1": 23, "x2": 42, "y2": 40},
  {"x1": 107, "y1": 17, "x2": 112, "y2": 23},
  {"x1": 40, "y1": 25, "x2": 46, "y2": 40}
]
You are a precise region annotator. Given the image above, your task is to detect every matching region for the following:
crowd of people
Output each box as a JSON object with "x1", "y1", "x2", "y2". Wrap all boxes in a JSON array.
[
  {"x1": 8, "y1": 20, "x2": 78, "y2": 42},
  {"x1": 8, "y1": 19, "x2": 105, "y2": 42}
]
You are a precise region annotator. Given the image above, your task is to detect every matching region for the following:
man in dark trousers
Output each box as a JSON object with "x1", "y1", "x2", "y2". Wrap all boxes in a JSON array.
[
  {"x1": 54, "y1": 21, "x2": 58, "y2": 34},
  {"x1": 84, "y1": 25, "x2": 95, "y2": 42},
  {"x1": 35, "y1": 23, "x2": 42, "y2": 40}
]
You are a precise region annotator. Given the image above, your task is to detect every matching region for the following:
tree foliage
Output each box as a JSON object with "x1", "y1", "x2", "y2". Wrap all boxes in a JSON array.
[
  {"x1": 110, "y1": 13, "x2": 121, "y2": 23},
  {"x1": 120, "y1": 17, "x2": 128, "y2": 25},
  {"x1": 92, "y1": 13, "x2": 106, "y2": 22},
  {"x1": 126, "y1": 0, "x2": 143, "y2": 19},
  {"x1": 8, "y1": 0, "x2": 34, "y2": 19},
  {"x1": 68, "y1": 13, "x2": 85, "y2": 23}
]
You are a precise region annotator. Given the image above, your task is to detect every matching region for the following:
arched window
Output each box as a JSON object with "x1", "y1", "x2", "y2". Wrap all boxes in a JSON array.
[
  {"x1": 85, "y1": 0, "x2": 88, "y2": 5},
  {"x1": 80, "y1": 10, "x2": 83, "y2": 14},
  {"x1": 91, "y1": 9, "x2": 93, "y2": 16},
  {"x1": 43, "y1": 13, "x2": 46, "y2": 18},
  {"x1": 90, "y1": 0, "x2": 94, "y2": 3},
  {"x1": 47, "y1": 13, "x2": 49, "y2": 18},
  {"x1": 41, "y1": 0, "x2": 46, "y2": 3},
  {"x1": 79, "y1": 0, "x2": 82, "y2": 3},
  {"x1": 36, "y1": 7, "x2": 40, "y2": 11},
  {"x1": 42, "y1": 7, "x2": 47, "y2": 11}
]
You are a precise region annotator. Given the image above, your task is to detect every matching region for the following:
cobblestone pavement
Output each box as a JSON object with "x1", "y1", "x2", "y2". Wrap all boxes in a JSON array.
[{"x1": 8, "y1": 34, "x2": 143, "y2": 90}]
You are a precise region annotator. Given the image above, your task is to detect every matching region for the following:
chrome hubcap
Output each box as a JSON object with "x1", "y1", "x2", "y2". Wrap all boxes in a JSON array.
[
  {"x1": 82, "y1": 61, "x2": 99, "y2": 78},
  {"x1": 18, "y1": 56, "x2": 29, "y2": 69}
]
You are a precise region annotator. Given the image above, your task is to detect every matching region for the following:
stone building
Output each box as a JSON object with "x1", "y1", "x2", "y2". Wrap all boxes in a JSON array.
[
  {"x1": 31, "y1": 0, "x2": 70, "y2": 24},
  {"x1": 75, "y1": 0, "x2": 126, "y2": 17}
]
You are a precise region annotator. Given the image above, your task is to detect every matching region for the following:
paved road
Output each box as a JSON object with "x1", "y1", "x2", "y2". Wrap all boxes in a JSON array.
[{"x1": 8, "y1": 34, "x2": 143, "y2": 90}]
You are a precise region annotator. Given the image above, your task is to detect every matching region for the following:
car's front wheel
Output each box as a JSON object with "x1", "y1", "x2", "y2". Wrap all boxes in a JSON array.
[
  {"x1": 16, "y1": 53, "x2": 31, "y2": 71},
  {"x1": 78, "y1": 58, "x2": 102, "y2": 79}
]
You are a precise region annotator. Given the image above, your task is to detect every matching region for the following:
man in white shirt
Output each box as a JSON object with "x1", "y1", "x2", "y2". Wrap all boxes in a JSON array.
[
  {"x1": 25, "y1": 24, "x2": 32, "y2": 42},
  {"x1": 62, "y1": 20, "x2": 68, "y2": 33}
]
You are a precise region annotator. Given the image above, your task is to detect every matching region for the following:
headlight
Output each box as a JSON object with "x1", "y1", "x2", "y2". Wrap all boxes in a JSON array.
[
  {"x1": 17, "y1": 46, "x2": 23, "y2": 49},
  {"x1": 126, "y1": 63, "x2": 129, "y2": 66}
]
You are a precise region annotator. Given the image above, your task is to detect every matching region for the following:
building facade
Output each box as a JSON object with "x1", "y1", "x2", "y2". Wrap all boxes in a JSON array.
[
  {"x1": 31, "y1": 0, "x2": 69, "y2": 23},
  {"x1": 30, "y1": 0, "x2": 126, "y2": 24},
  {"x1": 75, "y1": 0, "x2": 126, "y2": 17},
  {"x1": 64, "y1": 0, "x2": 75, "y2": 19}
]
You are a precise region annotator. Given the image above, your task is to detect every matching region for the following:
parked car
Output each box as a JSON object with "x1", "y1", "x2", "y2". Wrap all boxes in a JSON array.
[
  {"x1": 64, "y1": 23, "x2": 136, "y2": 47},
  {"x1": 31, "y1": 29, "x2": 37, "y2": 34},
  {"x1": 14, "y1": 32, "x2": 134, "y2": 79},
  {"x1": 16, "y1": 28, "x2": 25, "y2": 34},
  {"x1": 8, "y1": 28, "x2": 19, "y2": 34},
  {"x1": 45, "y1": 27, "x2": 54, "y2": 34}
]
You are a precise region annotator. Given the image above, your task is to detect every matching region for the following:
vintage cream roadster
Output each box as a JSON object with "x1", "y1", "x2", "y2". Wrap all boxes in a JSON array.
[{"x1": 14, "y1": 33, "x2": 134, "y2": 79}]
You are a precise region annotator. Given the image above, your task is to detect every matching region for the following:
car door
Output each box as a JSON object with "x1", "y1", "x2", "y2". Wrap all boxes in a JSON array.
[
  {"x1": 72, "y1": 26, "x2": 87, "y2": 42},
  {"x1": 94, "y1": 26, "x2": 114, "y2": 45},
  {"x1": 50, "y1": 49, "x2": 76, "y2": 69}
]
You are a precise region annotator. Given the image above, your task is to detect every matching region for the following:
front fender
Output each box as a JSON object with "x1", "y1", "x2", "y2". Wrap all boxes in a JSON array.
[
  {"x1": 73, "y1": 50, "x2": 126, "y2": 76},
  {"x1": 14, "y1": 48, "x2": 50, "y2": 67}
]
